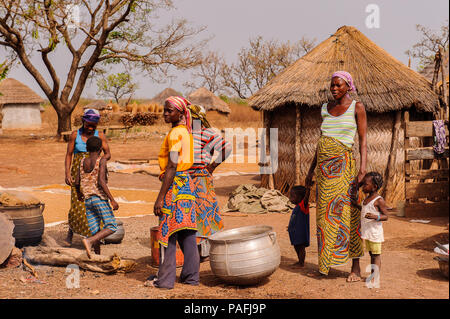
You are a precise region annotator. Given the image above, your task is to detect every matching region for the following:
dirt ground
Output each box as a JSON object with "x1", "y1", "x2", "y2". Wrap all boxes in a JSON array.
[{"x1": 0, "y1": 132, "x2": 448, "y2": 299}]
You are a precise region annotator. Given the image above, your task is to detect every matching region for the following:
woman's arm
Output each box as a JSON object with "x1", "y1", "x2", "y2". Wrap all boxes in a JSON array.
[
  {"x1": 207, "y1": 133, "x2": 232, "y2": 174},
  {"x1": 65, "y1": 131, "x2": 77, "y2": 186},
  {"x1": 98, "y1": 132, "x2": 111, "y2": 161},
  {"x1": 154, "y1": 152, "x2": 178, "y2": 216},
  {"x1": 355, "y1": 102, "x2": 367, "y2": 184}
]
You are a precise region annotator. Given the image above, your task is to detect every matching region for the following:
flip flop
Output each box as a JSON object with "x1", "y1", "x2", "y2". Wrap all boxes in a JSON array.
[{"x1": 346, "y1": 273, "x2": 362, "y2": 282}]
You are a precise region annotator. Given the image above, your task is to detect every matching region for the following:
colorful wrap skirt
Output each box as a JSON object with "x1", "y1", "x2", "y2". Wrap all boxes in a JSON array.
[
  {"x1": 158, "y1": 171, "x2": 197, "y2": 247},
  {"x1": 189, "y1": 168, "x2": 224, "y2": 238},
  {"x1": 68, "y1": 152, "x2": 93, "y2": 237},
  {"x1": 316, "y1": 136, "x2": 363, "y2": 275}
]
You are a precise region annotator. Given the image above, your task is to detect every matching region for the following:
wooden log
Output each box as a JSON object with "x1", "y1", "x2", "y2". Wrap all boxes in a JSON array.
[
  {"x1": 406, "y1": 121, "x2": 449, "y2": 138},
  {"x1": 406, "y1": 169, "x2": 449, "y2": 180},
  {"x1": 405, "y1": 181, "x2": 449, "y2": 200},
  {"x1": 439, "y1": 47, "x2": 448, "y2": 119},
  {"x1": 406, "y1": 147, "x2": 449, "y2": 160},
  {"x1": 295, "y1": 106, "x2": 301, "y2": 185},
  {"x1": 404, "y1": 201, "x2": 449, "y2": 218}
]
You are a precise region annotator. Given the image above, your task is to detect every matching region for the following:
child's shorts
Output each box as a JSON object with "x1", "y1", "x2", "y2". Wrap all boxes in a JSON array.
[
  {"x1": 85, "y1": 195, "x2": 117, "y2": 235},
  {"x1": 365, "y1": 240, "x2": 382, "y2": 255}
]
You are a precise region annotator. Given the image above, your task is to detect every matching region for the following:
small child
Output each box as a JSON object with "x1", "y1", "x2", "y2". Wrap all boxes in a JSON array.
[
  {"x1": 75, "y1": 136, "x2": 119, "y2": 258},
  {"x1": 288, "y1": 185, "x2": 311, "y2": 268},
  {"x1": 353, "y1": 172, "x2": 389, "y2": 286}
]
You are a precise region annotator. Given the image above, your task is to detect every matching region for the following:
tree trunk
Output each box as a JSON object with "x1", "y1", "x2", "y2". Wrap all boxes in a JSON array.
[{"x1": 56, "y1": 107, "x2": 73, "y2": 141}]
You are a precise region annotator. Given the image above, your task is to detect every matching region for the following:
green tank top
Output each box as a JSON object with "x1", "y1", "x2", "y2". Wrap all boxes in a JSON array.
[{"x1": 320, "y1": 100, "x2": 357, "y2": 148}]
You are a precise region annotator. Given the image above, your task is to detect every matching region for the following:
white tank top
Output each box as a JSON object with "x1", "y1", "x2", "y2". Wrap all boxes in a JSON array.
[{"x1": 360, "y1": 195, "x2": 384, "y2": 242}]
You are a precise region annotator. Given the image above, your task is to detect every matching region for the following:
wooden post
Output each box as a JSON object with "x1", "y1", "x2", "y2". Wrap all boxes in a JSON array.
[
  {"x1": 263, "y1": 111, "x2": 274, "y2": 190},
  {"x1": 383, "y1": 111, "x2": 402, "y2": 203},
  {"x1": 295, "y1": 105, "x2": 301, "y2": 185},
  {"x1": 439, "y1": 47, "x2": 448, "y2": 120},
  {"x1": 404, "y1": 111, "x2": 410, "y2": 204}
]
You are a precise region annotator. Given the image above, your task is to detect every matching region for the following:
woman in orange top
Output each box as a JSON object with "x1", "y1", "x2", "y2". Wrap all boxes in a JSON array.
[{"x1": 146, "y1": 96, "x2": 199, "y2": 289}]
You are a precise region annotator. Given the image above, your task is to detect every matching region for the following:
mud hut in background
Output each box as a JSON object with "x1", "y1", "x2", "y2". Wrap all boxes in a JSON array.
[
  {"x1": 187, "y1": 87, "x2": 231, "y2": 115},
  {"x1": 149, "y1": 88, "x2": 184, "y2": 106},
  {"x1": 248, "y1": 25, "x2": 440, "y2": 205},
  {"x1": 83, "y1": 100, "x2": 109, "y2": 111},
  {"x1": 0, "y1": 78, "x2": 44, "y2": 129}
]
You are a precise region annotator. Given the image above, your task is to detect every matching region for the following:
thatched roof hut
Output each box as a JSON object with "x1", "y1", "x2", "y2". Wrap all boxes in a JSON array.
[
  {"x1": 249, "y1": 26, "x2": 440, "y2": 204},
  {"x1": 187, "y1": 87, "x2": 231, "y2": 114},
  {"x1": 149, "y1": 88, "x2": 184, "y2": 105},
  {"x1": 0, "y1": 78, "x2": 44, "y2": 129},
  {"x1": 83, "y1": 100, "x2": 109, "y2": 111}
]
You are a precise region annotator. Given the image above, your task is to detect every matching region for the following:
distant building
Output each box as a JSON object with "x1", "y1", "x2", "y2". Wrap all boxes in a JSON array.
[{"x1": 0, "y1": 78, "x2": 44, "y2": 129}]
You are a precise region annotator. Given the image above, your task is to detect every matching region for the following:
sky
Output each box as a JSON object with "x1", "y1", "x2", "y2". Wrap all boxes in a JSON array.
[{"x1": 1, "y1": 0, "x2": 449, "y2": 100}]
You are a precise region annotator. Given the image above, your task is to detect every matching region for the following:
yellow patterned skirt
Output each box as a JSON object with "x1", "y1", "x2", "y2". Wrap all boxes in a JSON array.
[
  {"x1": 316, "y1": 136, "x2": 363, "y2": 275},
  {"x1": 68, "y1": 152, "x2": 93, "y2": 237}
]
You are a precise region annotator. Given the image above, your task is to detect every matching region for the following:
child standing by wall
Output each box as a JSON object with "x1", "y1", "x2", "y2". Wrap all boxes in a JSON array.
[
  {"x1": 75, "y1": 136, "x2": 119, "y2": 259},
  {"x1": 288, "y1": 186, "x2": 311, "y2": 268},
  {"x1": 353, "y1": 172, "x2": 389, "y2": 287}
]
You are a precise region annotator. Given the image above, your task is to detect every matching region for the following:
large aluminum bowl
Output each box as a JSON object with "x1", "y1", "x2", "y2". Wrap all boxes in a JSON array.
[{"x1": 208, "y1": 225, "x2": 280, "y2": 285}]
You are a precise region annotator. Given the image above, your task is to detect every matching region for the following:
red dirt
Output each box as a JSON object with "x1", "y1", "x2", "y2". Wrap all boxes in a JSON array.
[{"x1": 0, "y1": 135, "x2": 448, "y2": 299}]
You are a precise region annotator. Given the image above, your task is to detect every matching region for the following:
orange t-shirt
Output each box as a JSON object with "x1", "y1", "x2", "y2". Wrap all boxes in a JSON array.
[{"x1": 158, "y1": 125, "x2": 193, "y2": 175}]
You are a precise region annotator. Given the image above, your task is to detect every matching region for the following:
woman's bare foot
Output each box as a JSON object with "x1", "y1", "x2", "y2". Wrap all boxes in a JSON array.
[
  {"x1": 82, "y1": 238, "x2": 93, "y2": 259},
  {"x1": 346, "y1": 272, "x2": 362, "y2": 282}
]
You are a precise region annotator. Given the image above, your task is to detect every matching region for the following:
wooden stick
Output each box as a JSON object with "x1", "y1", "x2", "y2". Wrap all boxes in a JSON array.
[{"x1": 295, "y1": 106, "x2": 301, "y2": 185}]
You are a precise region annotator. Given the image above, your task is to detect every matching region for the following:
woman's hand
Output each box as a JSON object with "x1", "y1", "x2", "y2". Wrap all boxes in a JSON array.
[
  {"x1": 154, "y1": 197, "x2": 164, "y2": 217},
  {"x1": 206, "y1": 163, "x2": 216, "y2": 175},
  {"x1": 65, "y1": 173, "x2": 73, "y2": 186}
]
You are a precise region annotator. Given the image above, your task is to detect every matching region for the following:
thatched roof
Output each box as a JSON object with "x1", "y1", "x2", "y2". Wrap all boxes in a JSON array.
[
  {"x1": 249, "y1": 26, "x2": 439, "y2": 113},
  {"x1": 149, "y1": 88, "x2": 183, "y2": 105},
  {"x1": 187, "y1": 87, "x2": 231, "y2": 114},
  {"x1": 419, "y1": 50, "x2": 449, "y2": 84},
  {"x1": 83, "y1": 100, "x2": 109, "y2": 110},
  {"x1": 0, "y1": 78, "x2": 44, "y2": 105}
]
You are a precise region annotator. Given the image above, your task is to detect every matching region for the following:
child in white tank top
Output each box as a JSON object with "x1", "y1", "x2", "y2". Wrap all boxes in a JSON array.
[{"x1": 352, "y1": 172, "x2": 389, "y2": 287}]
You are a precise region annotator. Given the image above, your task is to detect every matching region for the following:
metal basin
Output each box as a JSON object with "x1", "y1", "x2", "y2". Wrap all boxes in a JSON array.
[{"x1": 208, "y1": 225, "x2": 280, "y2": 285}]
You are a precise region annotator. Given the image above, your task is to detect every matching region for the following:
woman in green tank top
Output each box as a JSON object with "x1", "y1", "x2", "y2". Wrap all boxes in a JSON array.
[{"x1": 305, "y1": 71, "x2": 368, "y2": 282}]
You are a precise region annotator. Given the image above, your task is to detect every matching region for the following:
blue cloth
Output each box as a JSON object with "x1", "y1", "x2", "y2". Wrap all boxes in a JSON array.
[
  {"x1": 74, "y1": 129, "x2": 99, "y2": 154},
  {"x1": 85, "y1": 195, "x2": 117, "y2": 235},
  {"x1": 288, "y1": 201, "x2": 310, "y2": 247}
]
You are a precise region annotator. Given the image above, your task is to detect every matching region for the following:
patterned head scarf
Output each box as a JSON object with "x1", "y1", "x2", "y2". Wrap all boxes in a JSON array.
[
  {"x1": 82, "y1": 109, "x2": 100, "y2": 123},
  {"x1": 189, "y1": 104, "x2": 211, "y2": 129},
  {"x1": 165, "y1": 96, "x2": 192, "y2": 133},
  {"x1": 332, "y1": 71, "x2": 356, "y2": 92}
]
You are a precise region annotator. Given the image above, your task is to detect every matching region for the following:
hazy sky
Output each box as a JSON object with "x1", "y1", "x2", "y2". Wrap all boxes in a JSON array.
[{"x1": 2, "y1": 0, "x2": 449, "y2": 100}]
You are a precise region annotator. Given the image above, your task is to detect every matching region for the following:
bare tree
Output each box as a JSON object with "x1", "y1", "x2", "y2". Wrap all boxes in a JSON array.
[
  {"x1": 184, "y1": 51, "x2": 225, "y2": 94},
  {"x1": 210, "y1": 36, "x2": 315, "y2": 99},
  {"x1": 0, "y1": 0, "x2": 206, "y2": 136},
  {"x1": 405, "y1": 20, "x2": 449, "y2": 70}
]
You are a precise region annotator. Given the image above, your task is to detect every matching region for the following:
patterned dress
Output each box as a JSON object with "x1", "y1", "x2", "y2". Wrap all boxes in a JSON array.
[
  {"x1": 316, "y1": 101, "x2": 364, "y2": 275},
  {"x1": 187, "y1": 128, "x2": 230, "y2": 238},
  {"x1": 68, "y1": 129, "x2": 99, "y2": 237},
  {"x1": 157, "y1": 125, "x2": 197, "y2": 247}
]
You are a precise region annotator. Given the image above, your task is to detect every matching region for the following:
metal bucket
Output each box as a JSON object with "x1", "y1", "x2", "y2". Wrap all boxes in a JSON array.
[
  {"x1": 208, "y1": 225, "x2": 280, "y2": 285},
  {"x1": 0, "y1": 203, "x2": 45, "y2": 247},
  {"x1": 104, "y1": 219, "x2": 125, "y2": 244}
]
